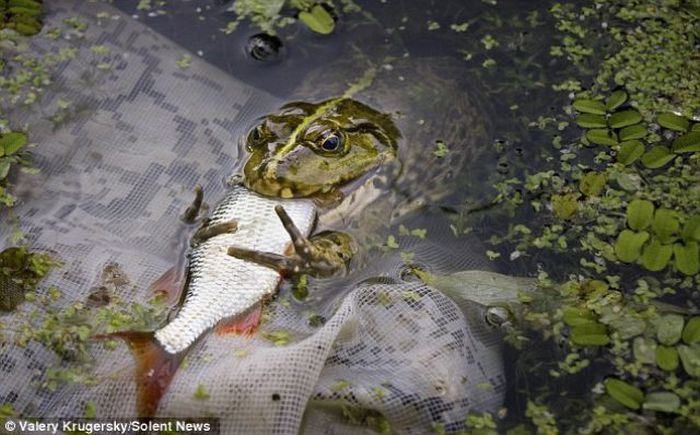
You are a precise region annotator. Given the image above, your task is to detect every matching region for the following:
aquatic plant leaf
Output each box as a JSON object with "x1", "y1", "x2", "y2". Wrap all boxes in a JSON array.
[
  {"x1": 633, "y1": 337, "x2": 657, "y2": 365},
  {"x1": 615, "y1": 172, "x2": 642, "y2": 192},
  {"x1": 671, "y1": 131, "x2": 700, "y2": 153},
  {"x1": 298, "y1": 5, "x2": 335, "y2": 35},
  {"x1": 573, "y1": 99, "x2": 606, "y2": 115},
  {"x1": 641, "y1": 239, "x2": 672, "y2": 271},
  {"x1": 576, "y1": 114, "x2": 606, "y2": 129},
  {"x1": 642, "y1": 392, "x2": 681, "y2": 413},
  {"x1": 0, "y1": 160, "x2": 10, "y2": 180},
  {"x1": 656, "y1": 345, "x2": 679, "y2": 371},
  {"x1": 0, "y1": 132, "x2": 27, "y2": 155},
  {"x1": 681, "y1": 215, "x2": 700, "y2": 242},
  {"x1": 652, "y1": 208, "x2": 679, "y2": 243},
  {"x1": 626, "y1": 199, "x2": 654, "y2": 231},
  {"x1": 617, "y1": 140, "x2": 644, "y2": 165},
  {"x1": 619, "y1": 124, "x2": 647, "y2": 141},
  {"x1": 570, "y1": 322, "x2": 609, "y2": 346},
  {"x1": 604, "y1": 378, "x2": 644, "y2": 410},
  {"x1": 682, "y1": 317, "x2": 700, "y2": 345},
  {"x1": 608, "y1": 109, "x2": 642, "y2": 129},
  {"x1": 606, "y1": 315, "x2": 646, "y2": 339},
  {"x1": 586, "y1": 128, "x2": 618, "y2": 146},
  {"x1": 677, "y1": 344, "x2": 700, "y2": 377},
  {"x1": 562, "y1": 307, "x2": 597, "y2": 327},
  {"x1": 641, "y1": 146, "x2": 675, "y2": 169},
  {"x1": 657, "y1": 112, "x2": 689, "y2": 132},
  {"x1": 579, "y1": 172, "x2": 605, "y2": 197},
  {"x1": 615, "y1": 230, "x2": 649, "y2": 262},
  {"x1": 551, "y1": 193, "x2": 579, "y2": 220},
  {"x1": 673, "y1": 242, "x2": 699, "y2": 276},
  {"x1": 605, "y1": 90, "x2": 628, "y2": 111},
  {"x1": 656, "y1": 314, "x2": 684, "y2": 345}
]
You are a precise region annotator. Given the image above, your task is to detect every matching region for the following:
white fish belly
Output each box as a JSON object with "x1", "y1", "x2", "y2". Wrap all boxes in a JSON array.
[{"x1": 155, "y1": 185, "x2": 316, "y2": 354}]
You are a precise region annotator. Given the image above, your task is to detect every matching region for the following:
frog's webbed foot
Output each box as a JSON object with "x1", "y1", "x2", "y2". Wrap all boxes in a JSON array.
[
  {"x1": 181, "y1": 185, "x2": 209, "y2": 224},
  {"x1": 227, "y1": 204, "x2": 355, "y2": 277}
]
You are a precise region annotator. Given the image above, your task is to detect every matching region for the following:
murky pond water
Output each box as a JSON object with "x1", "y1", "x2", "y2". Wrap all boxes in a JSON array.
[{"x1": 2, "y1": 0, "x2": 699, "y2": 433}]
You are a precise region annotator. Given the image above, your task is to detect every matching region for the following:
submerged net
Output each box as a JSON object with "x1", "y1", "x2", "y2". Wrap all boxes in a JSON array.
[{"x1": 0, "y1": 2, "x2": 505, "y2": 433}]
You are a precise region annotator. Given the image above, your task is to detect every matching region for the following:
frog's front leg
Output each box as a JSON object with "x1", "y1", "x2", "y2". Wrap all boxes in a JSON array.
[
  {"x1": 182, "y1": 185, "x2": 237, "y2": 244},
  {"x1": 227, "y1": 205, "x2": 355, "y2": 277}
]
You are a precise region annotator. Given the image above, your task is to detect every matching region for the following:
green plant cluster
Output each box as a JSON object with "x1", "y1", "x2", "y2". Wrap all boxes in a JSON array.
[
  {"x1": 0, "y1": 246, "x2": 55, "y2": 311},
  {"x1": 449, "y1": 0, "x2": 700, "y2": 432},
  {"x1": 0, "y1": 130, "x2": 28, "y2": 206},
  {"x1": 3, "y1": 264, "x2": 170, "y2": 392},
  {"x1": 0, "y1": 0, "x2": 43, "y2": 36},
  {"x1": 614, "y1": 199, "x2": 699, "y2": 274},
  {"x1": 220, "y1": 0, "x2": 360, "y2": 35}
]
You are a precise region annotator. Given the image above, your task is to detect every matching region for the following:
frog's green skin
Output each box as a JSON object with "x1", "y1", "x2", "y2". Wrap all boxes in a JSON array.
[{"x1": 242, "y1": 98, "x2": 400, "y2": 200}]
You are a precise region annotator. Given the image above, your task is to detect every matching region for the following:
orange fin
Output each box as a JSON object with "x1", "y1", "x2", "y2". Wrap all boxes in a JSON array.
[
  {"x1": 147, "y1": 267, "x2": 184, "y2": 304},
  {"x1": 105, "y1": 331, "x2": 182, "y2": 418},
  {"x1": 215, "y1": 304, "x2": 263, "y2": 336}
]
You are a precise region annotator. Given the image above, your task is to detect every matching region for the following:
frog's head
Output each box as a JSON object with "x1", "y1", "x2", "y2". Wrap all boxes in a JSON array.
[{"x1": 242, "y1": 98, "x2": 400, "y2": 199}]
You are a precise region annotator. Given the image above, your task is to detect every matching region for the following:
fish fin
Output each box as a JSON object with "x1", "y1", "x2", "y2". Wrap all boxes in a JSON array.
[
  {"x1": 215, "y1": 304, "x2": 263, "y2": 336},
  {"x1": 102, "y1": 331, "x2": 182, "y2": 418},
  {"x1": 147, "y1": 267, "x2": 184, "y2": 304}
]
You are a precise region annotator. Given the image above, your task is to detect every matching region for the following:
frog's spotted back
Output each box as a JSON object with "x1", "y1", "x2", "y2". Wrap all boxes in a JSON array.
[{"x1": 242, "y1": 98, "x2": 400, "y2": 199}]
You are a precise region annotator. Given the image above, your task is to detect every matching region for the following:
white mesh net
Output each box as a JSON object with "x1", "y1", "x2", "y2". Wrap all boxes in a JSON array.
[{"x1": 0, "y1": 1, "x2": 506, "y2": 433}]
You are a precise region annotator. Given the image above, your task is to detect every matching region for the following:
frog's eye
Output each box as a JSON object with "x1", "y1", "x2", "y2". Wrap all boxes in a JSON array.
[
  {"x1": 247, "y1": 124, "x2": 267, "y2": 147},
  {"x1": 319, "y1": 130, "x2": 344, "y2": 152},
  {"x1": 485, "y1": 306, "x2": 510, "y2": 327}
]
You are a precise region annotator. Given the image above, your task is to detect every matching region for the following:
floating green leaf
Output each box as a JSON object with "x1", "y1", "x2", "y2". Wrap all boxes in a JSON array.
[
  {"x1": 562, "y1": 307, "x2": 598, "y2": 327},
  {"x1": 657, "y1": 112, "x2": 689, "y2": 132},
  {"x1": 298, "y1": 4, "x2": 335, "y2": 35},
  {"x1": 573, "y1": 99, "x2": 606, "y2": 115},
  {"x1": 656, "y1": 345, "x2": 679, "y2": 371},
  {"x1": 641, "y1": 146, "x2": 675, "y2": 169},
  {"x1": 608, "y1": 109, "x2": 642, "y2": 129},
  {"x1": 551, "y1": 193, "x2": 579, "y2": 220},
  {"x1": 672, "y1": 131, "x2": 700, "y2": 153},
  {"x1": 579, "y1": 172, "x2": 605, "y2": 197},
  {"x1": 626, "y1": 199, "x2": 654, "y2": 231},
  {"x1": 604, "y1": 378, "x2": 644, "y2": 410},
  {"x1": 0, "y1": 161, "x2": 10, "y2": 180},
  {"x1": 678, "y1": 344, "x2": 700, "y2": 377},
  {"x1": 586, "y1": 128, "x2": 618, "y2": 146},
  {"x1": 0, "y1": 132, "x2": 27, "y2": 155},
  {"x1": 682, "y1": 317, "x2": 700, "y2": 345},
  {"x1": 615, "y1": 230, "x2": 649, "y2": 263},
  {"x1": 652, "y1": 208, "x2": 679, "y2": 243},
  {"x1": 633, "y1": 337, "x2": 657, "y2": 365},
  {"x1": 642, "y1": 392, "x2": 681, "y2": 413},
  {"x1": 673, "y1": 242, "x2": 699, "y2": 275},
  {"x1": 641, "y1": 239, "x2": 673, "y2": 271},
  {"x1": 605, "y1": 90, "x2": 628, "y2": 111},
  {"x1": 618, "y1": 124, "x2": 647, "y2": 141},
  {"x1": 576, "y1": 114, "x2": 607, "y2": 129},
  {"x1": 656, "y1": 314, "x2": 685, "y2": 346},
  {"x1": 682, "y1": 215, "x2": 700, "y2": 242},
  {"x1": 570, "y1": 322, "x2": 609, "y2": 346},
  {"x1": 617, "y1": 140, "x2": 645, "y2": 165}
]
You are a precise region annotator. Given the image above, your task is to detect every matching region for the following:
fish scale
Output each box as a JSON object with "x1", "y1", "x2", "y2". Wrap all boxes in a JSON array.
[{"x1": 155, "y1": 185, "x2": 317, "y2": 354}]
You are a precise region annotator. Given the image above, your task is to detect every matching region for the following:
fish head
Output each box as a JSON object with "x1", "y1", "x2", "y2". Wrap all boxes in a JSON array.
[{"x1": 242, "y1": 98, "x2": 400, "y2": 199}]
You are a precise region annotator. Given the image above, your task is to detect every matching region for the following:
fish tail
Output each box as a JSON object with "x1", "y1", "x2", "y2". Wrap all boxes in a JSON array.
[{"x1": 95, "y1": 331, "x2": 182, "y2": 418}]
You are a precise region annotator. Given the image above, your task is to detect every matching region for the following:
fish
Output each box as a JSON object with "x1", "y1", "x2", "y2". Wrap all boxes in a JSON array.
[{"x1": 109, "y1": 184, "x2": 317, "y2": 417}]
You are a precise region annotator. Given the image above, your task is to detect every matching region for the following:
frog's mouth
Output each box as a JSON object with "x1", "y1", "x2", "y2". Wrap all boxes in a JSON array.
[{"x1": 243, "y1": 152, "x2": 398, "y2": 201}]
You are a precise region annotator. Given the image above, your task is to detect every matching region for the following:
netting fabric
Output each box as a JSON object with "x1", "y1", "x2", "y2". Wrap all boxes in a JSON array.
[{"x1": 0, "y1": 2, "x2": 505, "y2": 433}]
